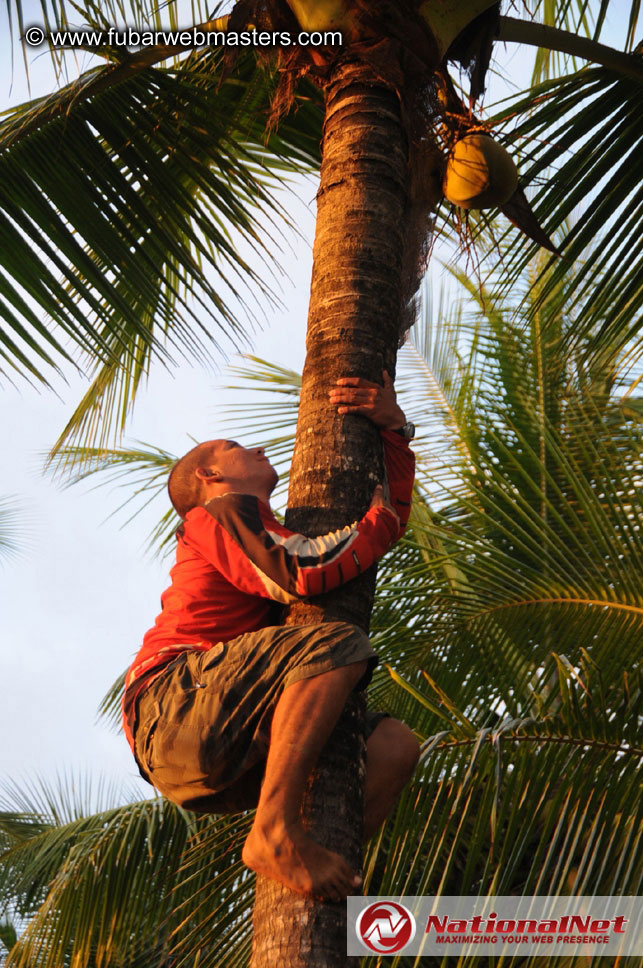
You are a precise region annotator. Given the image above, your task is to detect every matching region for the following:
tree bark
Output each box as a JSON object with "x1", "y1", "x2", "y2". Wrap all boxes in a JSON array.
[
  {"x1": 251, "y1": 57, "x2": 410, "y2": 968},
  {"x1": 286, "y1": 57, "x2": 409, "y2": 627}
]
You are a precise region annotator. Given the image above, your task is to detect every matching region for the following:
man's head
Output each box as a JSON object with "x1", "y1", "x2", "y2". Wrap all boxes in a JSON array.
[{"x1": 168, "y1": 439, "x2": 278, "y2": 518}]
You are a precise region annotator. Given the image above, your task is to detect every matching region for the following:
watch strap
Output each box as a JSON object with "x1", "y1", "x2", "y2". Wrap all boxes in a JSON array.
[{"x1": 393, "y1": 421, "x2": 415, "y2": 440}]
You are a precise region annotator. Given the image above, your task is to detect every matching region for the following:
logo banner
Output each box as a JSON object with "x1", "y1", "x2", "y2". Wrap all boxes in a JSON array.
[{"x1": 347, "y1": 895, "x2": 642, "y2": 957}]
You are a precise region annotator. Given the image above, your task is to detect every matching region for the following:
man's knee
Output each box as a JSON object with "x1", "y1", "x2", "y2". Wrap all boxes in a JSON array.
[
  {"x1": 298, "y1": 657, "x2": 368, "y2": 690},
  {"x1": 346, "y1": 658, "x2": 369, "y2": 683},
  {"x1": 369, "y1": 717, "x2": 420, "y2": 780},
  {"x1": 330, "y1": 621, "x2": 363, "y2": 635},
  {"x1": 326, "y1": 620, "x2": 370, "y2": 648}
]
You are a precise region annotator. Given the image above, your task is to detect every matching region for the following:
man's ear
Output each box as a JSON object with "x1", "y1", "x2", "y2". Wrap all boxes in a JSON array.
[{"x1": 195, "y1": 466, "x2": 221, "y2": 482}]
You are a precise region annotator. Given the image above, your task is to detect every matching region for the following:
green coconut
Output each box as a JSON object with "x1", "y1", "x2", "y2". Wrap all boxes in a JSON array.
[{"x1": 443, "y1": 133, "x2": 518, "y2": 209}]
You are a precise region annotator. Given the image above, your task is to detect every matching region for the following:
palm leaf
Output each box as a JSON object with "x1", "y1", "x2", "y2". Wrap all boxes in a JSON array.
[
  {"x1": 4, "y1": 0, "x2": 218, "y2": 78},
  {"x1": 0, "y1": 497, "x2": 22, "y2": 564},
  {"x1": 592, "y1": 0, "x2": 641, "y2": 51},
  {"x1": 360, "y1": 666, "x2": 642, "y2": 968},
  {"x1": 0, "y1": 773, "x2": 255, "y2": 968},
  {"x1": 46, "y1": 441, "x2": 181, "y2": 557},
  {"x1": 0, "y1": 44, "x2": 323, "y2": 403},
  {"x1": 395, "y1": 280, "x2": 481, "y2": 504},
  {"x1": 493, "y1": 66, "x2": 643, "y2": 370},
  {"x1": 525, "y1": 0, "x2": 596, "y2": 83}
]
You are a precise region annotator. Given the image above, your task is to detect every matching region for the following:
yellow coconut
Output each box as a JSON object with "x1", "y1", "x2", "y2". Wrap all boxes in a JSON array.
[{"x1": 443, "y1": 133, "x2": 518, "y2": 209}]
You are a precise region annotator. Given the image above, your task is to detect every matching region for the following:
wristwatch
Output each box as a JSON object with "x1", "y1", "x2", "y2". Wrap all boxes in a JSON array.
[{"x1": 393, "y1": 421, "x2": 415, "y2": 440}]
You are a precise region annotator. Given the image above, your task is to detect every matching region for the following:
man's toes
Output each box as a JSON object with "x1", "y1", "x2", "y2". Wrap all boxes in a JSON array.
[
  {"x1": 319, "y1": 878, "x2": 342, "y2": 903},
  {"x1": 324, "y1": 874, "x2": 347, "y2": 900},
  {"x1": 338, "y1": 857, "x2": 355, "y2": 879},
  {"x1": 338, "y1": 873, "x2": 359, "y2": 896}
]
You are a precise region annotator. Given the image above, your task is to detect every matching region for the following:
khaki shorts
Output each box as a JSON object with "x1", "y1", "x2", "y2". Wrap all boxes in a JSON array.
[{"x1": 133, "y1": 621, "x2": 382, "y2": 814}]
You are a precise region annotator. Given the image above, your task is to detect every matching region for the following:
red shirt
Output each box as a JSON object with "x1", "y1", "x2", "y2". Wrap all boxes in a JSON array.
[{"x1": 123, "y1": 430, "x2": 414, "y2": 748}]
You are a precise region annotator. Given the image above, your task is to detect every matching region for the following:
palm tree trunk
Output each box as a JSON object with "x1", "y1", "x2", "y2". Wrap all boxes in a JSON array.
[
  {"x1": 251, "y1": 691, "x2": 367, "y2": 966},
  {"x1": 251, "y1": 57, "x2": 412, "y2": 968}
]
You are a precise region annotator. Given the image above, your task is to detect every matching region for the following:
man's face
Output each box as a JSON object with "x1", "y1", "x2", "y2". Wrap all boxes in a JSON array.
[{"x1": 207, "y1": 440, "x2": 278, "y2": 494}]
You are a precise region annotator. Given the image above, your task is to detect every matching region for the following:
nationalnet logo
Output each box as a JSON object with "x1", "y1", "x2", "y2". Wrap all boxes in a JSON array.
[
  {"x1": 355, "y1": 901, "x2": 416, "y2": 954},
  {"x1": 348, "y1": 895, "x2": 642, "y2": 957}
]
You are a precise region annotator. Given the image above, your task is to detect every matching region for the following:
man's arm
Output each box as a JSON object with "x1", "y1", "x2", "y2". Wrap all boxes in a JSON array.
[
  {"x1": 184, "y1": 370, "x2": 412, "y2": 603},
  {"x1": 184, "y1": 489, "x2": 400, "y2": 604},
  {"x1": 329, "y1": 370, "x2": 415, "y2": 532}
]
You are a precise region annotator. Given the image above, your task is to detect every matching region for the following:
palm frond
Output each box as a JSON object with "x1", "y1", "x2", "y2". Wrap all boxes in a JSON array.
[
  {"x1": 165, "y1": 813, "x2": 255, "y2": 968},
  {"x1": 592, "y1": 0, "x2": 641, "y2": 50},
  {"x1": 361, "y1": 677, "x2": 641, "y2": 968},
  {"x1": 46, "y1": 441, "x2": 181, "y2": 556},
  {"x1": 396, "y1": 279, "x2": 481, "y2": 505},
  {"x1": 0, "y1": 916, "x2": 17, "y2": 955},
  {"x1": 523, "y1": 0, "x2": 596, "y2": 83},
  {"x1": 1, "y1": 795, "x2": 187, "y2": 967},
  {"x1": 494, "y1": 66, "x2": 643, "y2": 369},
  {"x1": 0, "y1": 771, "x2": 138, "y2": 827},
  {"x1": 0, "y1": 496, "x2": 21, "y2": 564},
  {"x1": 4, "y1": 0, "x2": 219, "y2": 79},
  {"x1": 370, "y1": 389, "x2": 643, "y2": 711},
  {"x1": 97, "y1": 670, "x2": 126, "y2": 732},
  {"x1": 0, "y1": 45, "x2": 323, "y2": 398},
  {"x1": 367, "y1": 249, "x2": 643, "y2": 736},
  {"x1": 0, "y1": 771, "x2": 255, "y2": 968}
]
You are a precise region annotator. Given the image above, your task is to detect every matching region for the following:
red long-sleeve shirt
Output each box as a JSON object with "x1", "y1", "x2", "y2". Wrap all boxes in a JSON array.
[{"x1": 123, "y1": 430, "x2": 414, "y2": 748}]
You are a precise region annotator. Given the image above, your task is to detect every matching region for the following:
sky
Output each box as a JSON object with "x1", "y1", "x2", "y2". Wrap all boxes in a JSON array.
[{"x1": 0, "y1": 0, "x2": 632, "y2": 812}]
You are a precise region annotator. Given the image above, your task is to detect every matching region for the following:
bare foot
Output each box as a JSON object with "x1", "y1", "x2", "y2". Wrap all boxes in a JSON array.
[{"x1": 242, "y1": 818, "x2": 362, "y2": 902}]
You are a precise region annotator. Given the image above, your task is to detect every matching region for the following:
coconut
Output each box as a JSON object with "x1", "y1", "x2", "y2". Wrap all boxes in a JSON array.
[{"x1": 443, "y1": 133, "x2": 518, "y2": 209}]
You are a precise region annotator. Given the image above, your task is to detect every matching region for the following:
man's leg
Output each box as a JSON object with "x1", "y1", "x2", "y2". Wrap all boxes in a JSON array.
[
  {"x1": 363, "y1": 718, "x2": 420, "y2": 841},
  {"x1": 224, "y1": 716, "x2": 420, "y2": 841},
  {"x1": 207, "y1": 716, "x2": 419, "y2": 841},
  {"x1": 242, "y1": 660, "x2": 368, "y2": 902}
]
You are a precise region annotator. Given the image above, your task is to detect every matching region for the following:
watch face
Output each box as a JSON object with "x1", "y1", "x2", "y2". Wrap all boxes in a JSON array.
[{"x1": 404, "y1": 422, "x2": 416, "y2": 440}]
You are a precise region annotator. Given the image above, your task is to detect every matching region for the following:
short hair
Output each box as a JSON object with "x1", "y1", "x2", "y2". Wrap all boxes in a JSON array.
[{"x1": 168, "y1": 441, "x2": 218, "y2": 519}]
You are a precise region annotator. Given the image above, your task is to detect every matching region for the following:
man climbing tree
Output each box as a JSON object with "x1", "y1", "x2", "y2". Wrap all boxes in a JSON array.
[{"x1": 122, "y1": 372, "x2": 419, "y2": 901}]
